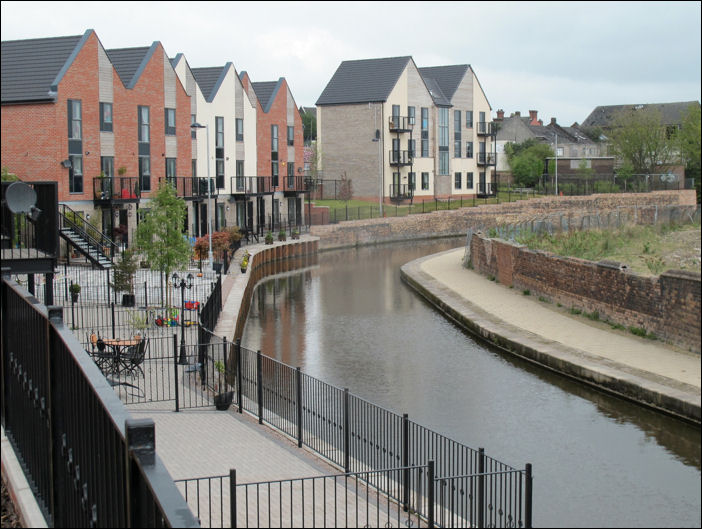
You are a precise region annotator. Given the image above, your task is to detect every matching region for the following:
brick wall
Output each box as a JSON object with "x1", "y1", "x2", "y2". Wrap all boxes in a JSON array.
[{"x1": 468, "y1": 221, "x2": 701, "y2": 353}]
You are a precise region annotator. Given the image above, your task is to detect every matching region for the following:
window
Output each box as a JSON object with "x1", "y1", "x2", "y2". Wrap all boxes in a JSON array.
[
  {"x1": 287, "y1": 162, "x2": 295, "y2": 188},
  {"x1": 467, "y1": 172, "x2": 474, "y2": 189},
  {"x1": 392, "y1": 105, "x2": 400, "y2": 128},
  {"x1": 466, "y1": 141, "x2": 474, "y2": 158},
  {"x1": 287, "y1": 126, "x2": 294, "y2": 146},
  {"x1": 216, "y1": 159, "x2": 224, "y2": 189},
  {"x1": 408, "y1": 172, "x2": 416, "y2": 191},
  {"x1": 271, "y1": 125, "x2": 278, "y2": 153},
  {"x1": 69, "y1": 155, "x2": 83, "y2": 193},
  {"x1": 408, "y1": 139, "x2": 416, "y2": 158},
  {"x1": 191, "y1": 115, "x2": 197, "y2": 139},
  {"x1": 215, "y1": 117, "x2": 224, "y2": 188},
  {"x1": 439, "y1": 108, "x2": 449, "y2": 175},
  {"x1": 139, "y1": 156, "x2": 150, "y2": 192},
  {"x1": 454, "y1": 110, "x2": 462, "y2": 158},
  {"x1": 100, "y1": 102, "x2": 113, "y2": 132},
  {"x1": 138, "y1": 106, "x2": 149, "y2": 143},
  {"x1": 236, "y1": 160, "x2": 244, "y2": 191},
  {"x1": 236, "y1": 118, "x2": 244, "y2": 141},
  {"x1": 192, "y1": 159, "x2": 197, "y2": 177},
  {"x1": 557, "y1": 147, "x2": 564, "y2": 156},
  {"x1": 68, "y1": 100, "x2": 82, "y2": 139},
  {"x1": 408, "y1": 106, "x2": 415, "y2": 125},
  {"x1": 466, "y1": 110, "x2": 473, "y2": 129},
  {"x1": 454, "y1": 172, "x2": 462, "y2": 190},
  {"x1": 421, "y1": 172, "x2": 429, "y2": 190},
  {"x1": 166, "y1": 158, "x2": 176, "y2": 180},
  {"x1": 215, "y1": 117, "x2": 224, "y2": 149},
  {"x1": 165, "y1": 108, "x2": 176, "y2": 135},
  {"x1": 421, "y1": 107, "x2": 429, "y2": 157},
  {"x1": 271, "y1": 161, "x2": 279, "y2": 187},
  {"x1": 101, "y1": 156, "x2": 114, "y2": 178},
  {"x1": 217, "y1": 203, "x2": 226, "y2": 230}
]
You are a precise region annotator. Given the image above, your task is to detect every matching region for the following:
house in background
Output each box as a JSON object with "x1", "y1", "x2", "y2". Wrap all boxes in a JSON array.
[
  {"x1": 494, "y1": 109, "x2": 611, "y2": 184},
  {"x1": 315, "y1": 56, "x2": 496, "y2": 203},
  {"x1": 1, "y1": 29, "x2": 192, "y2": 253}
]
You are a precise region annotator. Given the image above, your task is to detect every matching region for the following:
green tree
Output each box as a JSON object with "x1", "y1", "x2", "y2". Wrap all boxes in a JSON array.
[
  {"x1": 607, "y1": 107, "x2": 676, "y2": 175},
  {"x1": 301, "y1": 111, "x2": 316, "y2": 144},
  {"x1": 505, "y1": 140, "x2": 554, "y2": 187},
  {"x1": 676, "y1": 103, "x2": 701, "y2": 202},
  {"x1": 134, "y1": 182, "x2": 190, "y2": 307}
]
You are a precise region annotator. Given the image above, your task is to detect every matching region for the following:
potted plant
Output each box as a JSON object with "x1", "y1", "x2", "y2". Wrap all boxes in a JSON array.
[
  {"x1": 111, "y1": 249, "x2": 138, "y2": 306},
  {"x1": 291, "y1": 229, "x2": 300, "y2": 240},
  {"x1": 69, "y1": 282, "x2": 81, "y2": 303},
  {"x1": 240, "y1": 251, "x2": 250, "y2": 273},
  {"x1": 128, "y1": 310, "x2": 149, "y2": 339},
  {"x1": 278, "y1": 229, "x2": 287, "y2": 242},
  {"x1": 213, "y1": 360, "x2": 233, "y2": 411},
  {"x1": 265, "y1": 231, "x2": 274, "y2": 245}
]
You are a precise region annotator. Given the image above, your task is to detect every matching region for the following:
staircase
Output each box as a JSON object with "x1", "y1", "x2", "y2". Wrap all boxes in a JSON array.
[{"x1": 59, "y1": 205, "x2": 116, "y2": 270}]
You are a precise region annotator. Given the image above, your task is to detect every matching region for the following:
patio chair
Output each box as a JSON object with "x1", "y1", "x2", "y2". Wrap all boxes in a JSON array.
[
  {"x1": 120, "y1": 338, "x2": 147, "y2": 378},
  {"x1": 87, "y1": 332, "x2": 113, "y2": 373}
]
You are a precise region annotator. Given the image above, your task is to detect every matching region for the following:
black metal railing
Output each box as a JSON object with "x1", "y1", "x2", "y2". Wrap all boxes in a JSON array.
[
  {"x1": 59, "y1": 204, "x2": 117, "y2": 265},
  {"x1": 389, "y1": 116, "x2": 414, "y2": 132},
  {"x1": 389, "y1": 150, "x2": 413, "y2": 165},
  {"x1": 156, "y1": 176, "x2": 215, "y2": 200},
  {"x1": 389, "y1": 183, "x2": 415, "y2": 200},
  {"x1": 477, "y1": 152, "x2": 497, "y2": 166},
  {"x1": 93, "y1": 176, "x2": 141, "y2": 201},
  {"x1": 228, "y1": 176, "x2": 275, "y2": 195},
  {"x1": 477, "y1": 182, "x2": 497, "y2": 196},
  {"x1": 476, "y1": 122, "x2": 496, "y2": 136},
  {"x1": 537, "y1": 173, "x2": 692, "y2": 196},
  {"x1": 1, "y1": 278, "x2": 198, "y2": 527}
]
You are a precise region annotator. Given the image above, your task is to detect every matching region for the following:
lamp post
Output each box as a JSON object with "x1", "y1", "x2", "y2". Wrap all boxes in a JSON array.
[
  {"x1": 171, "y1": 272, "x2": 193, "y2": 365},
  {"x1": 190, "y1": 122, "x2": 214, "y2": 272}
]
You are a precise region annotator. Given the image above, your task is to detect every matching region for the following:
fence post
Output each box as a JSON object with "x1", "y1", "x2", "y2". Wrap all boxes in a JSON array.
[
  {"x1": 144, "y1": 280, "x2": 148, "y2": 308},
  {"x1": 478, "y1": 447, "x2": 485, "y2": 528},
  {"x1": 124, "y1": 418, "x2": 156, "y2": 527},
  {"x1": 111, "y1": 302, "x2": 116, "y2": 338},
  {"x1": 344, "y1": 387, "x2": 350, "y2": 473},
  {"x1": 296, "y1": 367, "x2": 303, "y2": 448},
  {"x1": 235, "y1": 339, "x2": 243, "y2": 413},
  {"x1": 402, "y1": 413, "x2": 409, "y2": 511},
  {"x1": 257, "y1": 350, "x2": 263, "y2": 424},
  {"x1": 230, "y1": 469, "x2": 237, "y2": 529},
  {"x1": 427, "y1": 460, "x2": 435, "y2": 528},
  {"x1": 173, "y1": 333, "x2": 179, "y2": 412},
  {"x1": 525, "y1": 463, "x2": 533, "y2": 529}
]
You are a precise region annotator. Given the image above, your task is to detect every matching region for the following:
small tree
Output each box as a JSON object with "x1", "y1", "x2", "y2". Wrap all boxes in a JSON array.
[
  {"x1": 338, "y1": 171, "x2": 353, "y2": 201},
  {"x1": 505, "y1": 140, "x2": 554, "y2": 187},
  {"x1": 134, "y1": 182, "x2": 190, "y2": 307},
  {"x1": 111, "y1": 248, "x2": 138, "y2": 295}
]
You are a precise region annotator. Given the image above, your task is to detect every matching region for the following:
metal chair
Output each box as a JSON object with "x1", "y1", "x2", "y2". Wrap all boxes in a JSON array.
[
  {"x1": 120, "y1": 338, "x2": 147, "y2": 378},
  {"x1": 87, "y1": 332, "x2": 113, "y2": 373}
]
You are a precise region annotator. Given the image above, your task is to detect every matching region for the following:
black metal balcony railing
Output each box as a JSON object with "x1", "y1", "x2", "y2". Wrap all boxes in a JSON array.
[
  {"x1": 477, "y1": 121, "x2": 496, "y2": 136},
  {"x1": 159, "y1": 176, "x2": 216, "y2": 199},
  {"x1": 389, "y1": 183, "x2": 414, "y2": 200},
  {"x1": 229, "y1": 176, "x2": 296, "y2": 196},
  {"x1": 389, "y1": 116, "x2": 414, "y2": 132},
  {"x1": 93, "y1": 177, "x2": 141, "y2": 201},
  {"x1": 477, "y1": 152, "x2": 497, "y2": 166},
  {"x1": 389, "y1": 150, "x2": 413, "y2": 166}
]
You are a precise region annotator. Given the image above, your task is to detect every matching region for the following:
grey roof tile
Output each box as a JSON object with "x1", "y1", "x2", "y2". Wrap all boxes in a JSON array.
[
  {"x1": 192, "y1": 65, "x2": 226, "y2": 102},
  {"x1": 418, "y1": 65, "x2": 468, "y2": 103},
  {"x1": 1, "y1": 33, "x2": 85, "y2": 103},
  {"x1": 106, "y1": 46, "x2": 151, "y2": 88},
  {"x1": 316, "y1": 56, "x2": 412, "y2": 106},
  {"x1": 252, "y1": 79, "x2": 283, "y2": 113},
  {"x1": 582, "y1": 101, "x2": 700, "y2": 128},
  {"x1": 422, "y1": 77, "x2": 451, "y2": 107}
]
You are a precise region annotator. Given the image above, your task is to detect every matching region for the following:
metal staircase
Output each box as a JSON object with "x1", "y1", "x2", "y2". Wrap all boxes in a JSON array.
[{"x1": 59, "y1": 205, "x2": 117, "y2": 270}]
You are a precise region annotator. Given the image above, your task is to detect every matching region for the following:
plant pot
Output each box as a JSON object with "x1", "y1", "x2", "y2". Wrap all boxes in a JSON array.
[
  {"x1": 70, "y1": 293, "x2": 79, "y2": 303},
  {"x1": 241, "y1": 267, "x2": 247, "y2": 274},
  {"x1": 122, "y1": 293, "x2": 136, "y2": 307},
  {"x1": 214, "y1": 391, "x2": 234, "y2": 411},
  {"x1": 213, "y1": 262, "x2": 223, "y2": 273}
]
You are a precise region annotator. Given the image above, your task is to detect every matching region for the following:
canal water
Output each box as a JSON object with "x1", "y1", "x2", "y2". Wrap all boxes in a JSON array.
[{"x1": 241, "y1": 237, "x2": 701, "y2": 528}]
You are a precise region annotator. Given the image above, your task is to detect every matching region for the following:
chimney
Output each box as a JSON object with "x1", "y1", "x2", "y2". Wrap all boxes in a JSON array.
[
  {"x1": 529, "y1": 110, "x2": 539, "y2": 125},
  {"x1": 496, "y1": 109, "x2": 505, "y2": 120},
  {"x1": 550, "y1": 117, "x2": 557, "y2": 126}
]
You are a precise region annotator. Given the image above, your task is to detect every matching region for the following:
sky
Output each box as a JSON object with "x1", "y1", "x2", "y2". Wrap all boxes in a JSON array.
[{"x1": 1, "y1": 1, "x2": 700, "y2": 126}]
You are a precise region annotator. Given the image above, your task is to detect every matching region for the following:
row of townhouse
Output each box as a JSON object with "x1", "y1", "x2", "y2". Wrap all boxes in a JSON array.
[
  {"x1": 1, "y1": 29, "x2": 305, "y2": 251},
  {"x1": 315, "y1": 57, "x2": 497, "y2": 202}
]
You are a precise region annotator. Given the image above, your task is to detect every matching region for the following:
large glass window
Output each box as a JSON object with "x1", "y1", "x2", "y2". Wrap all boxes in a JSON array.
[
  {"x1": 467, "y1": 172, "x2": 474, "y2": 189},
  {"x1": 236, "y1": 160, "x2": 244, "y2": 191},
  {"x1": 100, "y1": 102, "x2": 113, "y2": 132},
  {"x1": 454, "y1": 172, "x2": 462, "y2": 190},
  {"x1": 287, "y1": 126, "x2": 294, "y2": 146},
  {"x1": 138, "y1": 106, "x2": 149, "y2": 143},
  {"x1": 165, "y1": 108, "x2": 176, "y2": 135},
  {"x1": 236, "y1": 118, "x2": 244, "y2": 141},
  {"x1": 166, "y1": 158, "x2": 176, "y2": 180},
  {"x1": 139, "y1": 156, "x2": 150, "y2": 192},
  {"x1": 466, "y1": 111, "x2": 473, "y2": 129},
  {"x1": 408, "y1": 106, "x2": 415, "y2": 125},
  {"x1": 215, "y1": 117, "x2": 224, "y2": 188},
  {"x1": 271, "y1": 161, "x2": 279, "y2": 187},
  {"x1": 466, "y1": 141, "x2": 474, "y2": 158},
  {"x1": 408, "y1": 172, "x2": 416, "y2": 191},
  {"x1": 439, "y1": 108, "x2": 449, "y2": 175},
  {"x1": 421, "y1": 107, "x2": 429, "y2": 157},
  {"x1": 454, "y1": 110, "x2": 461, "y2": 158},
  {"x1": 215, "y1": 117, "x2": 224, "y2": 148},
  {"x1": 216, "y1": 159, "x2": 224, "y2": 189},
  {"x1": 69, "y1": 155, "x2": 83, "y2": 193},
  {"x1": 271, "y1": 125, "x2": 279, "y2": 153},
  {"x1": 191, "y1": 114, "x2": 197, "y2": 139},
  {"x1": 421, "y1": 172, "x2": 429, "y2": 190},
  {"x1": 68, "y1": 100, "x2": 82, "y2": 139},
  {"x1": 101, "y1": 156, "x2": 114, "y2": 178}
]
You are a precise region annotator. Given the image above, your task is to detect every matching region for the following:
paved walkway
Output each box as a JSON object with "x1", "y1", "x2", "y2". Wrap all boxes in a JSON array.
[{"x1": 401, "y1": 247, "x2": 701, "y2": 422}]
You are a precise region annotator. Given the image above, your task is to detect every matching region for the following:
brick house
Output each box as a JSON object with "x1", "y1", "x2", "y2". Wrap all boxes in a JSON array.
[
  {"x1": 240, "y1": 73, "x2": 306, "y2": 231},
  {"x1": 315, "y1": 56, "x2": 496, "y2": 203},
  {"x1": 1, "y1": 29, "x2": 192, "y2": 248}
]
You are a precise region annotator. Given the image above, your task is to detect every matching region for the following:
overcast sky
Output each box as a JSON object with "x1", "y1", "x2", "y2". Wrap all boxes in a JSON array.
[{"x1": 2, "y1": 1, "x2": 700, "y2": 125}]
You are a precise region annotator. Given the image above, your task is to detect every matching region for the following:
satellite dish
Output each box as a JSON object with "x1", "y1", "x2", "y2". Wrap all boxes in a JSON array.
[{"x1": 5, "y1": 181, "x2": 37, "y2": 214}]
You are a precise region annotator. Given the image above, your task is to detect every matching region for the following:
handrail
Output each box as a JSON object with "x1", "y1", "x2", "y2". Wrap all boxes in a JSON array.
[{"x1": 59, "y1": 204, "x2": 117, "y2": 262}]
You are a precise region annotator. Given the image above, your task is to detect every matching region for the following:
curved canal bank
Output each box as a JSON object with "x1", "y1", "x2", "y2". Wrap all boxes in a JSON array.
[{"x1": 400, "y1": 248, "x2": 701, "y2": 424}]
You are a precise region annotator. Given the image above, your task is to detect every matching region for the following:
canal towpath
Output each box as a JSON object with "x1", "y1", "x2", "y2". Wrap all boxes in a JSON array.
[{"x1": 401, "y1": 247, "x2": 701, "y2": 423}]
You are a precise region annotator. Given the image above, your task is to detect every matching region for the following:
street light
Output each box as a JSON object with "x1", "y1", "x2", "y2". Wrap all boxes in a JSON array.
[
  {"x1": 190, "y1": 122, "x2": 214, "y2": 272},
  {"x1": 171, "y1": 272, "x2": 194, "y2": 365}
]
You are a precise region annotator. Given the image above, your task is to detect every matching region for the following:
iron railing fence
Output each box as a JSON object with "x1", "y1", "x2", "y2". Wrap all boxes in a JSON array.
[
  {"x1": 537, "y1": 173, "x2": 693, "y2": 196},
  {"x1": 176, "y1": 465, "x2": 431, "y2": 529},
  {"x1": 1, "y1": 278, "x2": 198, "y2": 527}
]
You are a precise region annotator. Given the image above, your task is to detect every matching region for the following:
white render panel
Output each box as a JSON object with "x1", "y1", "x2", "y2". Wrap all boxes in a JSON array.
[
  {"x1": 163, "y1": 50, "x2": 176, "y2": 108},
  {"x1": 97, "y1": 43, "x2": 113, "y2": 102},
  {"x1": 165, "y1": 136, "x2": 177, "y2": 158},
  {"x1": 100, "y1": 132, "x2": 115, "y2": 157},
  {"x1": 244, "y1": 91, "x2": 257, "y2": 176}
]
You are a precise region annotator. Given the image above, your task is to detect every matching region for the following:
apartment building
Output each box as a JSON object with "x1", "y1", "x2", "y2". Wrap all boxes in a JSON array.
[
  {"x1": 240, "y1": 73, "x2": 306, "y2": 231},
  {"x1": 315, "y1": 56, "x2": 496, "y2": 202},
  {"x1": 1, "y1": 30, "x2": 192, "y2": 247}
]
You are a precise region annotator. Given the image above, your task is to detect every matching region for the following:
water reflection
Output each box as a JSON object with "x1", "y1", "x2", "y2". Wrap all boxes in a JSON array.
[{"x1": 242, "y1": 238, "x2": 701, "y2": 527}]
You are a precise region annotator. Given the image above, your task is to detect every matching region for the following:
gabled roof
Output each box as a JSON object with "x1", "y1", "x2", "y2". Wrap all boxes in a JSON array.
[
  {"x1": 252, "y1": 79, "x2": 284, "y2": 113},
  {"x1": 422, "y1": 77, "x2": 451, "y2": 107},
  {"x1": 1, "y1": 30, "x2": 90, "y2": 103},
  {"x1": 192, "y1": 64, "x2": 232, "y2": 103},
  {"x1": 106, "y1": 43, "x2": 158, "y2": 89},
  {"x1": 582, "y1": 101, "x2": 700, "y2": 128},
  {"x1": 316, "y1": 56, "x2": 412, "y2": 106},
  {"x1": 418, "y1": 65, "x2": 468, "y2": 104}
]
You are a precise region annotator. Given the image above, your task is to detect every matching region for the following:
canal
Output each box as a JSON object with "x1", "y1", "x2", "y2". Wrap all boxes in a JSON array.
[{"x1": 241, "y1": 237, "x2": 701, "y2": 528}]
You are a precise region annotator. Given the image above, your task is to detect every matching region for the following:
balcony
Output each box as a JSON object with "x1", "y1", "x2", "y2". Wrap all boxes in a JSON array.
[
  {"x1": 93, "y1": 176, "x2": 140, "y2": 203},
  {"x1": 388, "y1": 116, "x2": 414, "y2": 132},
  {"x1": 283, "y1": 175, "x2": 306, "y2": 196},
  {"x1": 158, "y1": 177, "x2": 216, "y2": 200},
  {"x1": 229, "y1": 176, "x2": 276, "y2": 197},
  {"x1": 477, "y1": 121, "x2": 496, "y2": 136},
  {"x1": 477, "y1": 152, "x2": 497, "y2": 166},
  {"x1": 389, "y1": 183, "x2": 414, "y2": 201},
  {"x1": 389, "y1": 150, "x2": 413, "y2": 166}
]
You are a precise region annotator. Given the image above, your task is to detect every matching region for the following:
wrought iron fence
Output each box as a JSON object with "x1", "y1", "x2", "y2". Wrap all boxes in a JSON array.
[{"x1": 1, "y1": 277, "x2": 198, "y2": 527}]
